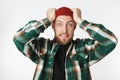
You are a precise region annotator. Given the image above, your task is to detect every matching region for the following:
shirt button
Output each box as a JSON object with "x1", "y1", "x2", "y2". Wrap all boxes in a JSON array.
[
  {"x1": 49, "y1": 55, "x2": 53, "y2": 58},
  {"x1": 85, "y1": 55, "x2": 88, "y2": 59},
  {"x1": 49, "y1": 62, "x2": 51, "y2": 64}
]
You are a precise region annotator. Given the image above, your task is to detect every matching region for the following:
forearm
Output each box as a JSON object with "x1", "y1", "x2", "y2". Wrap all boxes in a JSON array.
[
  {"x1": 13, "y1": 18, "x2": 51, "y2": 52},
  {"x1": 80, "y1": 20, "x2": 118, "y2": 53}
]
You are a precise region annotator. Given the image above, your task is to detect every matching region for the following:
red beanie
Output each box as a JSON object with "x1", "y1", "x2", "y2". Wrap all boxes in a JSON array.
[{"x1": 56, "y1": 7, "x2": 73, "y2": 18}]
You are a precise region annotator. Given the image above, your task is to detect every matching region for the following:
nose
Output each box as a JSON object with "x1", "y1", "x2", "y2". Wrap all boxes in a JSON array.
[{"x1": 62, "y1": 24, "x2": 67, "y2": 33}]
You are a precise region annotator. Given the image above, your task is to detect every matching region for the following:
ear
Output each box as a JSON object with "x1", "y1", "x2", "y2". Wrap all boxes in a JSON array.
[
  {"x1": 74, "y1": 23, "x2": 77, "y2": 30},
  {"x1": 51, "y1": 23, "x2": 55, "y2": 29}
]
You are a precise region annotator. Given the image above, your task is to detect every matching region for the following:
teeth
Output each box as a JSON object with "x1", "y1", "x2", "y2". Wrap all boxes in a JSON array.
[{"x1": 61, "y1": 35, "x2": 67, "y2": 37}]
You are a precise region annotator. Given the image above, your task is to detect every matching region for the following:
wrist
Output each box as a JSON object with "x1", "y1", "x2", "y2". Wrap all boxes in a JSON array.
[
  {"x1": 42, "y1": 18, "x2": 51, "y2": 28},
  {"x1": 75, "y1": 18, "x2": 83, "y2": 25},
  {"x1": 79, "y1": 20, "x2": 90, "y2": 30}
]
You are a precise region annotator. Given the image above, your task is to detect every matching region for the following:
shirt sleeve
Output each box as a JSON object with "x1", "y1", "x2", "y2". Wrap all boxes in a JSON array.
[
  {"x1": 13, "y1": 18, "x2": 50, "y2": 63},
  {"x1": 79, "y1": 20, "x2": 118, "y2": 66}
]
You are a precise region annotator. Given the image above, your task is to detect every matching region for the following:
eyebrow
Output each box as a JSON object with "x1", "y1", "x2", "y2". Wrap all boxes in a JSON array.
[
  {"x1": 55, "y1": 20, "x2": 63, "y2": 23},
  {"x1": 55, "y1": 20, "x2": 74, "y2": 23}
]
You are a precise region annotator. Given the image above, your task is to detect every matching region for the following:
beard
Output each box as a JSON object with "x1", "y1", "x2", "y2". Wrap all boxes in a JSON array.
[{"x1": 54, "y1": 34, "x2": 73, "y2": 45}]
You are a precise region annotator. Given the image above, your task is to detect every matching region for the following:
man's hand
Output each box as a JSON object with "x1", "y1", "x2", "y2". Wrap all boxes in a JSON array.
[
  {"x1": 46, "y1": 8, "x2": 56, "y2": 24},
  {"x1": 71, "y1": 8, "x2": 83, "y2": 25}
]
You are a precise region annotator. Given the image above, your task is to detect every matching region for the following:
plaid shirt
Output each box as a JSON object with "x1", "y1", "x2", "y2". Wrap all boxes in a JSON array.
[{"x1": 13, "y1": 18, "x2": 117, "y2": 80}]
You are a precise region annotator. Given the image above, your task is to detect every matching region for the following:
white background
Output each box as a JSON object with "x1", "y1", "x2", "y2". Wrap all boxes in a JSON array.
[{"x1": 0, "y1": 0, "x2": 120, "y2": 80}]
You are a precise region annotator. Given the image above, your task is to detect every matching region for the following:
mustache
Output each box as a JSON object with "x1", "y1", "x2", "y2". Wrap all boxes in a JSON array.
[{"x1": 59, "y1": 33, "x2": 73, "y2": 35}]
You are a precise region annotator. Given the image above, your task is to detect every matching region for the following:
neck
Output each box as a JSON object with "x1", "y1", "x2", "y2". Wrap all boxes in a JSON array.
[{"x1": 52, "y1": 38, "x2": 73, "y2": 45}]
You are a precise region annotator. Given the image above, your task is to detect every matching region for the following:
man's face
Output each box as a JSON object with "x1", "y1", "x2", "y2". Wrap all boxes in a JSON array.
[{"x1": 53, "y1": 15, "x2": 76, "y2": 45}]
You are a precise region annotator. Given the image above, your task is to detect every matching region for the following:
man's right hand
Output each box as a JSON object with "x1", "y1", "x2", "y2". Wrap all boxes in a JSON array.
[{"x1": 46, "y1": 8, "x2": 56, "y2": 24}]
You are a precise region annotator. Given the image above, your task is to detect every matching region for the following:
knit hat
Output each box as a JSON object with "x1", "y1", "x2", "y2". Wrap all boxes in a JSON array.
[{"x1": 56, "y1": 7, "x2": 73, "y2": 18}]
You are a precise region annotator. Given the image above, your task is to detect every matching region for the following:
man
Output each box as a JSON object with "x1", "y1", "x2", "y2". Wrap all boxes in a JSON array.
[{"x1": 13, "y1": 7, "x2": 118, "y2": 80}]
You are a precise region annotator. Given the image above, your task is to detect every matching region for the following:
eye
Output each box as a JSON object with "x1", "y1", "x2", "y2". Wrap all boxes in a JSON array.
[
  {"x1": 55, "y1": 22, "x2": 63, "y2": 27},
  {"x1": 67, "y1": 22, "x2": 74, "y2": 27}
]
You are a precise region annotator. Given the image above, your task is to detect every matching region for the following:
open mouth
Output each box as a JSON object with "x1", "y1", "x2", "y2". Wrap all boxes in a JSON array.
[{"x1": 60, "y1": 34, "x2": 69, "y2": 39}]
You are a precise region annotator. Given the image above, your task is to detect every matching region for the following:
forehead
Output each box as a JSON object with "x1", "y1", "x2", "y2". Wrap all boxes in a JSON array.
[{"x1": 55, "y1": 15, "x2": 74, "y2": 22}]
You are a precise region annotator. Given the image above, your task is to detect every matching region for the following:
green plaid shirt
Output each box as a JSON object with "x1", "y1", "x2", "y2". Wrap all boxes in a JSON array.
[{"x1": 13, "y1": 18, "x2": 117, "y2": 80}]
